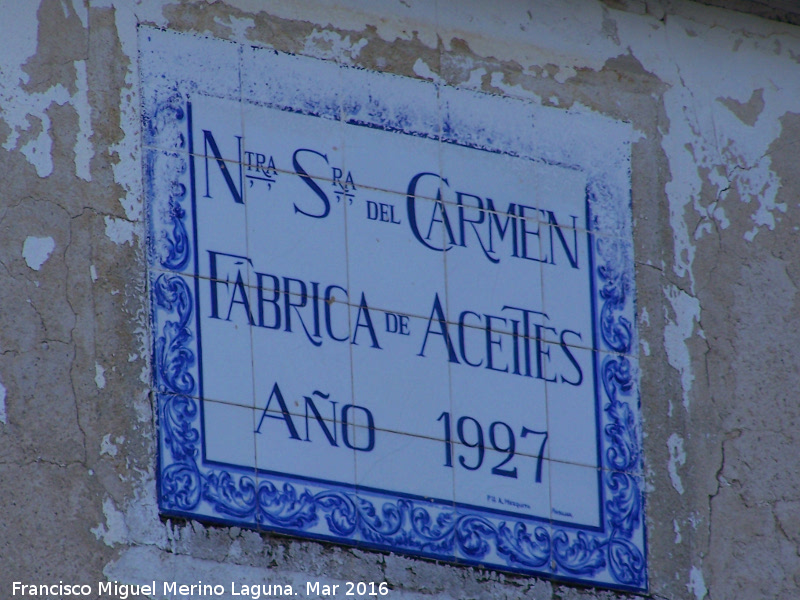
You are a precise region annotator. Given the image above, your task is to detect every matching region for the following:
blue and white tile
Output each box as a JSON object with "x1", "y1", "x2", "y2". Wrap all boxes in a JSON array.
[
  {"x1": 545, "y1": 346, "x2": 601, "y2": 470},
  {"x1": 449, "y1": 358, "x2": 548, "y2": 447},
  {"x1": 596, "y1": 350, "x2": 641, "y2": 475},
  {"x1": 439, "y1": 84, "x2": 536, "y2": 156},
  {"x1": 202, "y1": 399, "x2": 257, "y2": 468},
  {"x1": 248, "y1": 317, "x2": 353, "y2": 422},
  {"x1": 196, "y1": 291, "x2": 255, "y2": 408},
  {"x1": 254, "y1": 472, "x2": 356, "y2": 540},
  {"x1": 254, "y1": 401, "x2": 356, "y2": 486},
  {"x1": 453, "y1": 442, "x2": 551, "y2": 521},
  {"x1": 158, "y1": 402, "x2": 258, "y2": 529},
  {"x1": 340, "y1": 71, "x2": 440, "y2": 198},
  {"x1": 242, "y1": 47, "x2": 341, "y2": 121},
  {"x1": 171, "y1": 471, "x2": 259, "y2": 529},
  {"x1": 438, "y1": 145, "x2": 547, "y2": 335},
  {"x1": 157, "y1": 394, "x2": 255, "y2": 527},
  {"x1": 444, "y1": 226, "x2": 545, "y2": 338},
  {"x1": 341, "y1": 62, "x2": 439, "y2": 138},
  {"x1": 146, "y1": 148, "x2": 196, "y2": 277},
  {"x1": 189, "y1": 94, "x2": 245, "y2": 162},
  {"x1": 548, "y1": 461, "x2": 602, "y2": 529},
  {"x1": 341, "y1": 121, "x2": 441, "y2": 202},
  {"x1": 354, "y1": 427, "x2": 454, "y2": 503},
  {"x1": 533, "y1": 163, "x2": 589, "y2": 233},
  {"x1": 540, "y1": 229, "x2": 595, "y2": 354},
  {"x1": 346, "y1": 190, "x2": 447, "y2": 320},
  {"x1": 242, "y1": 111, "x2": 348, "y2": 288},
  {"x1": 243, "y1": 99, "x2": 343, "y2": 183},
  {"x1": 454, "y1": 511, "x2": 552, "y2": 575},
  {"x1": 140, "y1": 27, "x2": 240, "y2": 98},
  {"x1": 140, "y1": 27, "x2": 241, "y2": 153},
  {"x1": 142, "y1": 94, "x2": 191, "y2": 158},
  {"x1": 585, "y1": 173, "x2": 634, "y2": 240},
  {"x1": 349, "y1": 310, "x2": 451, "y2": 440},
  {"x1": 601, "y1": 470, "x2": 646, "y2": 558},
  {"x1": 440, "y1": 83, "x2": 629, "y2": 194},
  {"x1": 150, "y1": 271, "x2": 200, "y2": 397},
  {"x1": 188, "y1": 98, "x2": 249, "y2": 282},
  {"x1": 354, "y1": 485, "x2": 456, "y2": 561},
  {"x1": 193, "y1": 190, "x2": 250, "y2": 284},
  {"x1": 549, "y1": 469, "x2": 646, "y2": 588},
  {"x1": 591, "y1": 233, "x2": 637, "y2": 356},
  {"x1": 144, "y1": 96, "x2": 249, "y2": 285},
  {"x1": 438, "y1": 136, "x2": 545, "y2": 217},
  {"x1": 440, "y1": 87, "x2": 597, "y2": 231},
  {"x1": 540, "y1": 329, "x2": 593, "y2": 387}
]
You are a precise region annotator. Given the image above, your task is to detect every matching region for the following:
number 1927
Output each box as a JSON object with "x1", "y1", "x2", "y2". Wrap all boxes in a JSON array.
[{"x1": 437, "y1": 412, "x2": 548, "y2": 482}]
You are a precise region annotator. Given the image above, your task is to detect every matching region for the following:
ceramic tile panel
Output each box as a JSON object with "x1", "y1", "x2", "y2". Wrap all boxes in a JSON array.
[
  {"x1": 354, "y1": 427, "x2": 455, "y2": 502},
  {"x1": 254, "y1": 400, "x2": 357, "y2": 485},
  {"x1": 549, "y1": 461, "x2": 602, "y2": 528},
  {"x1": 340, "y1": 70, "x2": 440, "y2": 198},
  {"x1": 438, "y1": 133, "x2": 553, "y2": 217},
  {"x1": 340, "y1": 61, "x2": 440, "y2": 139},
  {"x1": 241, "y1": 46, "x2": 342, "y2": 120},
  {"x1": 241, "y1": 102, "x2": 349, "y2": 289},
  {"x1": 195, "y1": 289, "x2": 255, "y2": 408},
  {"x1": 453, "y1": 511, "x2": 552, "y2": 575},
  {"x1": 202, "y1": 399, "x2": 257, "y2": 467},
  {"x1": 150, "y1": 271, "x2": 200, "y2": 398},
  {"x1": 189, "y1": 94, "x2": 244, "y2": 161},
  {"x1": 540, "y1": 227, "x2": 595, "y2": 354},
  {"x1": 439, "y1": 84, "x2": 542, "y2": 160},
  {"x1": 548, "y1": 469, "x2": 645, "y2": 588},
  {"x1": 254, "y1": 472, "x2": 358, "y2": 541},
  {"x1": 146, "y1": 148, "x2": 196, "y2": 277},
  {"x1": 144, "y1": 28, "x2": 645, "y2": 592},
  {"x1": 545, "y1": 345, "x2": 601, "y2": 470},
  {"x1": 448, "y1": 354, "x2": 549, "y2": 447},
  {"x1": 141, "y1": 28, "x2": 241, "y2": 154},
  {"x1": 346, "y1": 190, "x2": 447, "y2": 320},
  {"x1": 181, "y1": 95, "x2": 251, "y2": 282},
  {"x1": 156, "y1": 394, "x2": 259, "y2": 529},
  {"x1": 597, "y1": 349, "x2": 642, "y2": 475},
  {"x1": 249, "y1": 314, "x2": 353, "y2": 422},
  {"x1": 349, "y1": 310, "x2": 451, "y2": 441},
  {"x1": 242, "y1": 97, "x2": 344, "y2": 183},
  {"x1": 443, "y1": 202, "x2": 546, "y2": 338},
  {"x1": 353, "y1": 487, "x2": 458, "y2": 562},
  {"x1": 453, "y1": 443, "x2": 552, "y2": 519},
  {"x1": 592, "y1": 232, "x2": 638, "y2": 356}
]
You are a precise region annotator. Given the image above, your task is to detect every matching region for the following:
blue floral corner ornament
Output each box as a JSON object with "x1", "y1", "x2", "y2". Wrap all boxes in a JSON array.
[{"x1": 143, "y1": 27, "x2": 646, "y2": 593}]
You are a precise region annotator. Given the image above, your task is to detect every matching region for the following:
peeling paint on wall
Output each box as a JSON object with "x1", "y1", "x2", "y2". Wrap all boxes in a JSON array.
[
  {"x1": 0, "y1": 1, "x2": 93, "y2": 180},
  {"x1": 0, "y1": 380, "x2": 7, "y2": 425},
  {"x1": 22, "y1": 235, "x2": 55, "y2": 271},
  {"x1": 94, "y1": 362, "x2": 106, "y2": 389},
  {"x1": 90, "y1": 496, "x2": 129, "y2": 548},
  {"x1": 663, "y1": 284, "x2": 701, "y2": 413},
  {"x1": 687, "y1": 565, "x2": 708, "y2": 600},
  {"x1": 103, "y1": 216, "x2": 134, "y2": 246},
  {"x1": 668, "y1": 432, "x2": 687, "y2": 494}
]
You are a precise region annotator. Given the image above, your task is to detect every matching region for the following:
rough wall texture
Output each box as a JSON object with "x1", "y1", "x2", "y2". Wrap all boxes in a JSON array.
[
  {"x1": 1, "y1": 1, "x2": 799, "y2": 599},
  {"x1": 690, "y1": 0, "x2": 800, "y2": 26}
]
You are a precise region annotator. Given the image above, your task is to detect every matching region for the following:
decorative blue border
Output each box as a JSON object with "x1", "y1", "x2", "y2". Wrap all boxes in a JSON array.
[
  {"x1": 145, "y1": 46, "x2": 645, "y2": 592},
  {"x1": 547, "y1": 189, "x2": 644, "y2": 586}
]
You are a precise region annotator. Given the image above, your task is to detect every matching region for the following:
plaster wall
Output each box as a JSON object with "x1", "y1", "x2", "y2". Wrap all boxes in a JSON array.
[{"x1": 1, "y1": 1, "x2": 799, "y2": 599}]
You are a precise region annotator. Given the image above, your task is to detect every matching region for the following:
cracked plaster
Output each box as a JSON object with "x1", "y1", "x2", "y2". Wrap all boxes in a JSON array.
[{"x1": 1, "y1": 1, "x2": 800, "y2": 599}]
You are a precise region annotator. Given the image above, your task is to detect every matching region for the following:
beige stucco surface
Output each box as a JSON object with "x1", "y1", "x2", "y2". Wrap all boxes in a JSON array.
[{"x1": 1, "y1": 1, "x2": 800, "y2": 599}]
